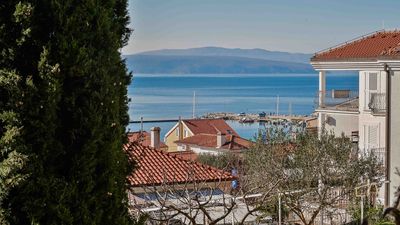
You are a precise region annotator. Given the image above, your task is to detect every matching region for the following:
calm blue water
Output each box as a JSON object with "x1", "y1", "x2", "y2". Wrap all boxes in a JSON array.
[{"x1": 127, "y1": 73, "x2": 358, "y2": 139}]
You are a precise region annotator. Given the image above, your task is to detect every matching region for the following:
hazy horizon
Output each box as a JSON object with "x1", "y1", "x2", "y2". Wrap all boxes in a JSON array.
[
  {"x1": 124, "y1": 0, "x2": 400, "y2": 55},
  {"x1": 124, "y1": 46, "x2": 314, "y2": 55}
]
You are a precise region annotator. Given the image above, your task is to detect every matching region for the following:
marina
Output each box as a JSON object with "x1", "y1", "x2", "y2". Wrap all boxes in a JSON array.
[{"x1": 129, "y1": 112, "x2": 315, "y2": 124}]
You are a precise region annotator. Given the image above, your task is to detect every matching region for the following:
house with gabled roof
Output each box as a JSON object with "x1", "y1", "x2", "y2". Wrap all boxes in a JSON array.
[
  {"x1": 175, "y1": 132, "x2": 252, "y2": 155},
  {"x1": 164, "y1": 118, "x2": 252, "y2": 154},
  {"x1": 310, "y1": 29, "x2": 400, "y2": 205}
]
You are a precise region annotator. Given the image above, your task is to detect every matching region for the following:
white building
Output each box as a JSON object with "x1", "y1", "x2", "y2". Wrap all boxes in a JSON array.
[{"x1": 310, "y1": 30, "x2": 400, "y2": 206}]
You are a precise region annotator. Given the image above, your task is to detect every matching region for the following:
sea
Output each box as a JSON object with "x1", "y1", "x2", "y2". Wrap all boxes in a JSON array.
[{"x1": 126, "y1": 73, "x2": 358, "y2": 140}]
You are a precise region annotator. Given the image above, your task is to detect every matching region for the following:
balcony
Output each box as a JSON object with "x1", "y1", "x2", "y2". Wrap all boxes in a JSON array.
[
  {"x1": 366, "y1": 148, "x2": 386, "y2": 175},
  {"x1": 368, "y1": 93, "x2": 386, "y2": 114},
  {"x1": 315, "y1": 89, "x2": 359, "y2": 112}
]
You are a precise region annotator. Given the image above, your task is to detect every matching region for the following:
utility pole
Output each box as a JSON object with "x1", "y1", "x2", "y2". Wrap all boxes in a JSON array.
[
  {"x1": 278, "y1": 193, "x2": 282, "y2": 225},
  {"x1": 289, "y1": 102, "x2": 292, "y2": 116}
]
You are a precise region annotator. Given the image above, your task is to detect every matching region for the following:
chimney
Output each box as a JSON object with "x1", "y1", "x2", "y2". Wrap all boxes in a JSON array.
[
  {"x1": 217, "y1": 132, "x2": 226, "y2": 148},
  {"x1": 150, "y1": 127, "x2": 161, "y2": 149}
]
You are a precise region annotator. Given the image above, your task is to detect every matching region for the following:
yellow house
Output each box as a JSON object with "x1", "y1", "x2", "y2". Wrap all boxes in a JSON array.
[{"x1": 164, "y1": 119, "x2": 239, "y2": 152}]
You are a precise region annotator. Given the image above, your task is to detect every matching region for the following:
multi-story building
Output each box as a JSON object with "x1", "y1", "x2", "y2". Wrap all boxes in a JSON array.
[{"x1": 310, "y1": 30, "x2": 400, "y2": 205}]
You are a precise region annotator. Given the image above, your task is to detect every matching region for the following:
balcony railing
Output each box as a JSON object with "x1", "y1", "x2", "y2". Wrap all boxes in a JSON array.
[
  {"x1": 315, "y1": 90, "x2": 359, "y2": 111},
  {"x1": 362, "y1": 148, "x2": 386, "y2": 169},
  {"x1": 368, "y1": 93, "x2": 386, "y2": 114}
]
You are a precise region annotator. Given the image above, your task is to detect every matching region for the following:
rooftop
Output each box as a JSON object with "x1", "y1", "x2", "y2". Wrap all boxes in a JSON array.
[
  {"x1": 125, "y1": 141, "x2": 233, "y2": 186},
  {"x1": 127, "y1": 131, "x2": 168, "y2": 149},
  {"x1": 183, "y1": 119, "x2": 239, "y2": 136},
  {"x1": 311, "y1": 30, "x2": 400, "y2": 62},
  {"x1": 175, "y1": 134, "x2": 253, "y2": 151}
]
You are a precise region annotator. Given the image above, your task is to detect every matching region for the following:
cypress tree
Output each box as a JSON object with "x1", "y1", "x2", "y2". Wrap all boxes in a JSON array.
[
  {"x1": 0, "y1": 2, "x2": 34, "y2": 224},
  {"x1": 1, "y1": 0, "x2": 135, "y2": 224}
]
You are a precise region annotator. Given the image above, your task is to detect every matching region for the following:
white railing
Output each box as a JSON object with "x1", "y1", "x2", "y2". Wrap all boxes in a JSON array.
[
  {"x1": 368, "y1": 93, "x2": 386, "y2": 114},
  {"x1": 315, "y1": 90, "x2": 359, "y2": 110},
  {"x1": 363, "y1": 148, "x2": 386, "y2": 169}
]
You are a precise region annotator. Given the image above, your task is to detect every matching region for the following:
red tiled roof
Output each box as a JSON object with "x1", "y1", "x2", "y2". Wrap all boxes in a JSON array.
[
  {"x1": 183, "y1": 119, "x2": 238, "y2": 136},
  {"x1": 125, "y1": 141, "x2": 233, "y2": 186},
  {"x1": 175, "y1": 134, "x2": 253, "y2": 151},
  {"x1": 169, "y1": 150, "x2": 198, "y2": 161},
  {"x1": 311, "y1": 30, "x2": 400, "y2": 62},
  {"x1": 127, "y1": 131, "x2": 168, "y2": 149}
]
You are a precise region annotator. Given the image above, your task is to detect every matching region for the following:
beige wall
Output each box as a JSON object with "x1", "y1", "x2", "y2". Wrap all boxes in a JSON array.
[
  {"x1": 324, "y1": 113, "x2": 359, "y2": 137},
  {"x1": 165, "y1": 122, "x2": 192, "y2": 152},
  {"x1": 389, "y1": 71, "x2": 400, "y2": 205},
  {"x1": 165, "y1": 124, "x2": 181, "y2": 152}
]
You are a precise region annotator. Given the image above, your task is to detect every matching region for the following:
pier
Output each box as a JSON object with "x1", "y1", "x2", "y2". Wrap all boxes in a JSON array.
[
  {"x1": 130, "y1": 112, "x2": 315, "y2": 124},
  {"x1": 202, "y1": 112, "x2": 313, "y2": 122},
  {"x1": 129, "y1": 118, "x2": 180, "y2": 123}
]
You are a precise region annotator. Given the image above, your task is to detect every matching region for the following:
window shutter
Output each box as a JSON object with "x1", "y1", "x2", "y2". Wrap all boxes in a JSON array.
[{"x1": 368, "y1": 125, "x2": 378, "y2": 148}]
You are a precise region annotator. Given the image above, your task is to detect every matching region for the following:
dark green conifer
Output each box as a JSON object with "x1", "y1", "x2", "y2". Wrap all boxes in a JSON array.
[{"x1": 1, "y1": 0, "x2": 136, "y2": 224}]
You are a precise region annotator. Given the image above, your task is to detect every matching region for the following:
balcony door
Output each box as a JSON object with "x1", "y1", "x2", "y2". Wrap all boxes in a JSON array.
[{"x1": 364, "y1": 72, "x2": 380, "y2": 110}]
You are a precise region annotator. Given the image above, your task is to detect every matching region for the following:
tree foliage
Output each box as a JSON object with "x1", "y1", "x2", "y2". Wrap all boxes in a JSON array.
[
  {"x1": 196, "y1": 152, "x2": 240, "y2": 170},
  {"x1": 1, "y1": 0, "x2": 136, "y2": 224},
  {"x1": 0, "y1": 2, "x2": 34, "y2": 224},
  {"x1": 245, "y1": 129, "x2": 383, "y2": 225}
]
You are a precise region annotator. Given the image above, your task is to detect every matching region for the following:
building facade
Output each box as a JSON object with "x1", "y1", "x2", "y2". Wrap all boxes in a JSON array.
[
  {"x1": 311, "y1": 30, "x2": 400, "y2": 205},
  {"x1": 164, "y1": 118, "x2": 243, "y2": 152}
]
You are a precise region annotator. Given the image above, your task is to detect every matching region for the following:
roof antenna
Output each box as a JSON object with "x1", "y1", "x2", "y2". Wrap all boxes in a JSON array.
[{"x1": 382, "y1": 20, "x2": 385, "y2": 30}]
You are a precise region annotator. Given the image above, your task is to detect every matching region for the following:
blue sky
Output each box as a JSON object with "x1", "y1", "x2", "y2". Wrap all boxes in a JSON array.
[{"x1": 123, "y1": 0, "x2": 400, "y2": 54}]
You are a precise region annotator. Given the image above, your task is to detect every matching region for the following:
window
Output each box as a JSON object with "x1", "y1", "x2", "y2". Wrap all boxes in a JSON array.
[
  {"x1": 368, "y1": 125, "x2": 378, "y2": 148},
  {"x1": 175, "y1": 128, "x2": 179, "y2": 137},
  {"x1": 363, "y1": 124, "x2": 379, "y2": 150},
  {"x1": 369, "y1": 73, "x2": 378, "y2": 91},
  {"x1": 365, "y1": 72, "x2": 380, "y2": 111}
]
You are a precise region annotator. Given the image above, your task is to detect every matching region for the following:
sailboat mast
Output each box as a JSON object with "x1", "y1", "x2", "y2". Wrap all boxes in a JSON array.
[
  {"x1": 276, "y1": 95, "x2": 280, "y2": 115},
  {"x1": 192, "y1": 91, "x2": 196, "y2": 118}
]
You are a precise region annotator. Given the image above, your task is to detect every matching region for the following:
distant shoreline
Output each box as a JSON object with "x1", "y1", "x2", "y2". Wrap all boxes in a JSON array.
[{"x1": 131, "y1": 72, "x2": 358, "y2": 77}]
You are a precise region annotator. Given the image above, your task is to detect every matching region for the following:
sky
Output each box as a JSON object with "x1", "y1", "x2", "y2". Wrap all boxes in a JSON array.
[{"x1": 123, "y1": 0, "x2": 400, "y2": 55}]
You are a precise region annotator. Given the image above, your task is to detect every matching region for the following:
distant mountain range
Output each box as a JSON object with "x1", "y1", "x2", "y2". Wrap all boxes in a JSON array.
[{"x1": 124, "y1": 47, "x2": 314, "y2": 74}]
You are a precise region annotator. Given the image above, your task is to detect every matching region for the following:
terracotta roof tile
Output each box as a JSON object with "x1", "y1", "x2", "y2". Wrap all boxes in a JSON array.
[
  {"x1": 169, "y1": 151, "x2": 198, "y2": 161},
  {"x1": 183, "y1": 119, "x2": 238, "y2": 136},
  {"x1": 125, "y1": 142, "x2": 233, "y2": 186},
  {"x1": 175, "y1": 134, "x2": 253, "y2": 150},
  {"x1": 311, "y1": 30, "x2": 400, "y2": 62}
]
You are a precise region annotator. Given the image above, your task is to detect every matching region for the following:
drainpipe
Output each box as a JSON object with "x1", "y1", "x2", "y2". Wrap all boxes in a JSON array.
[{"x1": 384, "y1": 63, "x2": 391, "y2": 207}]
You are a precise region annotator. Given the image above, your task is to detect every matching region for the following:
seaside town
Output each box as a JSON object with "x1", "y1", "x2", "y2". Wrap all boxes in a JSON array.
[
  {"x1": 124, "y1": 30, "x2": 400, "y2": 224},
  {"x1": 1, "y1": 1, "x2": 400, "y2": 225}
]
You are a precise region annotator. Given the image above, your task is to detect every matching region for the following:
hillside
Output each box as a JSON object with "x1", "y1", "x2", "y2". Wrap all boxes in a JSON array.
[
  {"x1": 135, "y1": 47, "x2": 313, "y2": 64},
  {"x1": 125, "y1": 55, "x2": 314, "y2": 74},
  {"x1": 124, "y1": 47, "x2": 314, "y2": 74}
]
